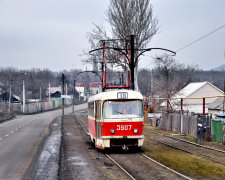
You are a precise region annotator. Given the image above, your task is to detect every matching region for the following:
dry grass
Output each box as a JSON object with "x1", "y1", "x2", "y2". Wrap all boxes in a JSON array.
[
  {"x1": 143, "y1": 140, "x2": 225, "y2": 179},
  {"x1": 0, "y1": 112, "x2": 15, "y2": 121}
]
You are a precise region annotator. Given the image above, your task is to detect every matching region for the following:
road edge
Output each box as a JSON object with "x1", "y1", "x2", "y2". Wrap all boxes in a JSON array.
[{"x1": 25, "y1": 116, "x2": 62, "y2": 180}]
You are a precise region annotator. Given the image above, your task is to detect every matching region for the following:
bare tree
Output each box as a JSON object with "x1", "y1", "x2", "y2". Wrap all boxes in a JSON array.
[
  {"x1": 83, "y1": 0, "x2": 158, "y2": 90},
  {"x1": 153, "y1": 54, "x2": 199, "y2": 98}
]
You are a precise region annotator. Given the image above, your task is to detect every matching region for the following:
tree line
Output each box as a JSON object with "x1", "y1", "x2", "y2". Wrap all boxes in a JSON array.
[
  {"x1": 138, "y1": 55, "x2": 225, "y2": 98},
  {"x1": 0, "y1": 67, "x2": 99, "y2": 101}
]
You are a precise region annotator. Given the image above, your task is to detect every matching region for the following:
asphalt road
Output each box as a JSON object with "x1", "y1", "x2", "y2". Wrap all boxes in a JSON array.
[{"x1": 0, "y1": 104, "x2": 87, "y2": 180}]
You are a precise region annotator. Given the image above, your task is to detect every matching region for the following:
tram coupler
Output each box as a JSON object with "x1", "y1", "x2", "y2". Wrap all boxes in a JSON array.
[{"x1": 122, "y1": 144, "x2": 129, "y2": 150}]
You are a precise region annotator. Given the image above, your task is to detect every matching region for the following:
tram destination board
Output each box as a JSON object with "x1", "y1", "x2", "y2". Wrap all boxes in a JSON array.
[{"x1": 117, "y1": 92, "x2": 128, "y2": 99}]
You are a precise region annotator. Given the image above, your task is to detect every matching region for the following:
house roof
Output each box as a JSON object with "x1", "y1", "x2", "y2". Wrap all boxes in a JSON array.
[
  {"x1": 173, "y1": 82, "x2": 224, "y2": 98},
  {"x1": 161, "y1": 81, "x2": 224, "y2": 109},
  {"x1": 49, "y1": 87, "x2": 61, "y2": 94},
  {"x1": 174, "y1": 82, "x2": 207, "y2": 98},
  {"x1": 208, "y1": 97, "x2": 225, "y2": 110}
]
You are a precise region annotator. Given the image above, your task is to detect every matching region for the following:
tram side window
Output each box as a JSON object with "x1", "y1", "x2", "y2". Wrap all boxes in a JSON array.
[
  {"x1": 88, "y1": 102, "x2": 94, "y2": 117},
  {"x1": 95, "y1": 102, "x2": 101, "y2": 120}
]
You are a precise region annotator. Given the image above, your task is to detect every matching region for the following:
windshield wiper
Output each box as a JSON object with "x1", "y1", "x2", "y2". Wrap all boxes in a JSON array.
[
  {"x1": 115, "y1": 111, "x2": 124, "y2": 115},
  {"x1": 114, "y1": 111, "x2": 129, "y2": 118}
]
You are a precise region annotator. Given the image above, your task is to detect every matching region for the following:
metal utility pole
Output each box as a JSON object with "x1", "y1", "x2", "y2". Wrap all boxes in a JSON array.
[
  {"x1": 49, "y1": 82, "x2": 51, "y2": 102},
  {"x1": 40, "y1": 85, "x2": 42, "y2": 100},
  {"x1": 62, "y1": 73, "x2": 65, "y2": 117},
  {"x1": 73, "y1": 80, "x2": 76, "y2": 113},
  {"x1": 130, "y1": 35, "x2": 135, "y2": 91},
  {"x1": 8, "y1": 79, "x2": 12, "y2": 113},
  {"x1": 223, "y1": 80, "x2": 225, "y2": 113},
  {"x1": 180, "y1": 98, "x2": 184, "y2": 134},
  {"x1": 79, "y1": 83, "x2": 81, "y2": 103},
  {"x1": 23, "y1": 80, "x2": 25, "y2": 113}
]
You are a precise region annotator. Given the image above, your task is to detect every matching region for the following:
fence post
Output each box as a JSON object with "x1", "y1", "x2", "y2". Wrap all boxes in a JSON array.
[
  {"x1": 144, "y1": 98, "x2": 148, "y2": 124},
  {"x1": 203, "y1": 98, "x2": 205, "y2": 115},
  {"x1": 180, "y1": 98, "x2": 184, "y2": 134},
  {"x1": 166, "y1": 99, "x2": 169, "y2": 111},
  {"x1": 153, "y1": 99, "x2": 155, "y2": 113}
]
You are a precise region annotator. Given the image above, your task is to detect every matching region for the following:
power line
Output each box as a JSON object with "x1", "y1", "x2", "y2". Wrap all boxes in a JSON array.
[{"x1": 176, "y1": 24, "x2": 225, "y2": 52}]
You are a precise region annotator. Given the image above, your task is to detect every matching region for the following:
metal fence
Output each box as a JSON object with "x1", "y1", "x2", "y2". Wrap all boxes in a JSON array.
[
  {"x1": 159, "y1": 112, "x2": 198, "y2": 137},
  {"x1": 0, "y1": 99, "x2": 73, "y2": 114},
  {"x1": 157, "y1": 112, "x2": 211, "y2": 141}
]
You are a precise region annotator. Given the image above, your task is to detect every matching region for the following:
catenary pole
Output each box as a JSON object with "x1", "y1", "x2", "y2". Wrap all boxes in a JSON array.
[
  {"x1": 23, "y1": 80, "x2": 25, "y2": 113},
  {"x1": 73, "y1": 80, "x2": 76, "y2": 113},
  {"x1": 130, "y1": 35, "x2": 135, "y2": 91},
  {"x1": 8, "y1": 80, "x2": 12, "y2": 113},
  {"x1": 62, "y1": 73, "x2": 65, "y2": 117}
]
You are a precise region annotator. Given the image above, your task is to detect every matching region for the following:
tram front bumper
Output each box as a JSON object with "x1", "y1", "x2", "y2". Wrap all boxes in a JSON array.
[{"x1": 101, "y1": 135, "x2": 144, "y2": 148}]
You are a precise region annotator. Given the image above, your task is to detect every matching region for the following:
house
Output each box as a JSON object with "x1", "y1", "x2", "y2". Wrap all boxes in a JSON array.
[
  {"x1": 48, "y1": 86, "x2": 62, "y2": 95},
  {"x1": 51, "y1": 91, "x2": 61, "y2": 98},
  {"x1": 75, "y1": 84, "x2": 85, "y2": 98},
  {"x1": 208, "y1": 97, "x2": 225, "y2": 118},
  {"x1": 90, "y1": 82, "x2": 102, "y2": 95},
  {"x1": 0, "y1": 92, "x2": 20, "y2": 103},
  {"x1": 161, "y1": 82, "x2": 224, "y2": 114}
]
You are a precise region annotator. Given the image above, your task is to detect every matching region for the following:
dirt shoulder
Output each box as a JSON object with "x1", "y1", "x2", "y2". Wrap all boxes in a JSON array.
[
  {"x1": 0, "y1": 112, "x2": 16, "y2": 123},
  {"x1": 59, "y1": 114, "x2": 130, "y2": 180}
]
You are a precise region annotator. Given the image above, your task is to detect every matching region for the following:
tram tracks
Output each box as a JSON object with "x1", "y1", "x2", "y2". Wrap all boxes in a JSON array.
[
  {"x1": 78, "y1": 114, "x2": 192, "y2": 180},
  {"x1": 76, "y1": 115, "x2": 136, "y2": 180},
  {"x1": 145, "y1": 129, "x2": 225, "y2": 165},
  {"x1": 147, "y1": 129, "x2": 225, "y2": 153}
]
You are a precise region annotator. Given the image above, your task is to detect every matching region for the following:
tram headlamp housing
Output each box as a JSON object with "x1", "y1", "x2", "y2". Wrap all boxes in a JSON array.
[
  {"x1": 134, "y1": 129, "x2": 138, "y2": 134},
  {"x1": 110, "y1": 129, "x2": 115, "y2": 134}
]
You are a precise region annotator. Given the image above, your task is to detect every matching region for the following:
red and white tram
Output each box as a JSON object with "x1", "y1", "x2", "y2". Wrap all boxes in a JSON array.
[{"x1": 88, "y1": 89, "x2": 144, "y2": 150}]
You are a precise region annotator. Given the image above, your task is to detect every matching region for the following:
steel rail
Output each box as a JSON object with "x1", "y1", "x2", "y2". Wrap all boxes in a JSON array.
[
  {"x1": 147, "y1": 129, "x2": 225, "y2": 153},
  {"x1": 140, "y1": 153, "x2": 193, "y2": 180},
  {"x1": 76, "y1": 115, "x2": 136, "y2": 180},
  {"x1": 105, "y1": 154, "x2": 136, "y2": 180},
  {"x1": 76, "y1": 115, "x2": 88, "y2": 134},
  {"x1": 145, "y1": 135, "x2": 225, "y2": 166}
]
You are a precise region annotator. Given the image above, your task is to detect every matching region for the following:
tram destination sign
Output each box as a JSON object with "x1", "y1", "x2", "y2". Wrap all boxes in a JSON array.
[{"x1": 117, "y1": 92, "x2": 128, "y2": 99}]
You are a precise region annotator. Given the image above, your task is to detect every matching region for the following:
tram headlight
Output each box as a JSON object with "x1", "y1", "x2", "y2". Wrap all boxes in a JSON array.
[
  {"x1": 133, "y1": 129, "x2": 138, "y2": 134},
  {"x1": 110, "y1": 129, "x2": 115, "y2": 134}
]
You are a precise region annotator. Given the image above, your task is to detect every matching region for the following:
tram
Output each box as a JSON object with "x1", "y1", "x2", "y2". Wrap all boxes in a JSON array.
[{"x1": 88, "y1": 89, "x2": 144, "y2": 150}]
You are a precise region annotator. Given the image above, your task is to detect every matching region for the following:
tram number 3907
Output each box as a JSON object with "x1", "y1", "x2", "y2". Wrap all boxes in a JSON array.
[{"x1": 116, "y1": 125, "x2": 132, "y2": 131}]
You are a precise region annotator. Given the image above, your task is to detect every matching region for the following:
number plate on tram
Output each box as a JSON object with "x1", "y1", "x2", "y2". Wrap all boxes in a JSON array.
[
  {"x1": 117, "y1": 92, "x2": 128, "y2": 99},
  {"x1": 116, "y1": 125, "x2": 132, "y2": 130}
]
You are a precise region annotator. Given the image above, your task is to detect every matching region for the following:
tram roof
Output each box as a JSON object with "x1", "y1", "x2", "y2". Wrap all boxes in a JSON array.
[{"x1": 88, "y1": 89, "x2": 143, "y2": 102}]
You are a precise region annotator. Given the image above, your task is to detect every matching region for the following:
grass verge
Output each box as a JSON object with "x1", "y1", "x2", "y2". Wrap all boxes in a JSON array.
[{"x1": 143, "y1": 140, "x2": 225, "y2": 179}]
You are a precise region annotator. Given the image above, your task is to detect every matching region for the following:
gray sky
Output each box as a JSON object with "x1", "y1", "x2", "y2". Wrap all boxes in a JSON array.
[{"x1": 0, "y1": 0, "x2": 224, "y2": 71}]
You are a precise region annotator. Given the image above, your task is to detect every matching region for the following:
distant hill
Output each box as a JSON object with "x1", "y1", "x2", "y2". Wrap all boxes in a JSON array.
[{"x1": 211, "y1": 64, "x2": 225, "y2": 71}]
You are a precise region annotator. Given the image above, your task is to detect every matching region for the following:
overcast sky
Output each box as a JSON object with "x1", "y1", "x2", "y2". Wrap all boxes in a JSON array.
[{"x1": 0, "y1": 0, "x2": 224, "y2": 71}]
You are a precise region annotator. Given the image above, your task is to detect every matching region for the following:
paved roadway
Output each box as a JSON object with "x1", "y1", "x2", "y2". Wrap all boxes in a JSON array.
[{"x1": 0, "y1": 103, "x2": 87, "y2": 180}]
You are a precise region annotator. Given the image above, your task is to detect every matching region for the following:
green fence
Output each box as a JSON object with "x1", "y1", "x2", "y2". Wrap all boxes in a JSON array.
[
  {"x1": 51, "y1": 98, "x2": 61, "y2": 105},
  {"x1": 212, "y1": 119, "x2": 223, "y2": 143}
]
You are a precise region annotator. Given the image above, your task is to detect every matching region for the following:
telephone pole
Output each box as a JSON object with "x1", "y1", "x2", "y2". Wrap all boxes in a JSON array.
[
  {"x1": 23, "y1": 80, "x2": 25, "y2": 113},
  {"x1": 62, "y1": 73, "x2": 65, "y2": 117},
  {"x1": 223, "y1": 80, "x2": 225, "y2": 113},
  {"x1": 8, "y1": 78, "x2": 12, "y2": 113},
  {"x1": 73, "y1": 80, "x2": 76, "y2": 113}
]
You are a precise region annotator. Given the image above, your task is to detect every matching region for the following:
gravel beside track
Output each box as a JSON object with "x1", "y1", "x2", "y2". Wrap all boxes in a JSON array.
[{"x1": 59, "y1": 114, "x2": 130, "y2": 180}]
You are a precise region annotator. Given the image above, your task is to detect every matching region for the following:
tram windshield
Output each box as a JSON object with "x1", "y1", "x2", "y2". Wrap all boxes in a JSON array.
[{"x1": 103, "y1": 100, "x2": 143, "y2": 119}]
